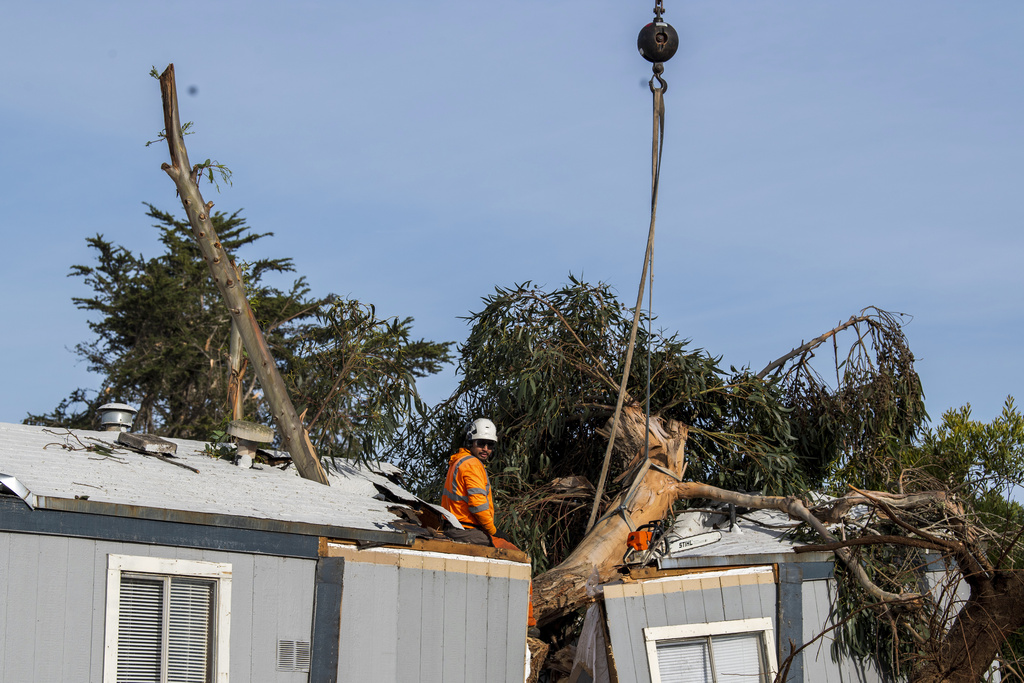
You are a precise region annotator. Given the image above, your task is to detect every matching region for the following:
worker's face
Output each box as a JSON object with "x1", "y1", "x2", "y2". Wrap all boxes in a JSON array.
[{"x1": 469, "y1": 439, "x2": 495, "y2": 463}]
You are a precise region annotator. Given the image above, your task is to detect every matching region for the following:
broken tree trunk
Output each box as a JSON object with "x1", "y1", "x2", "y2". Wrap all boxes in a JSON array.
[
  {"x1": 912, "y1": 569, "x2": 1024, "y2": 683},
  {"x1": 157, "y1": 64, "x2": 328, "y2": 485},
  {"x1": 532, "y1": 405, "x2": 687, "y2": 625},
  {"x1": 227, "y1": 321, "x2": 245, "y2": 421}
]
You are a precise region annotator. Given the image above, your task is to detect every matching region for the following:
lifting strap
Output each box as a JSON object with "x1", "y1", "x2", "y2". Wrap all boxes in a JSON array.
[{"x1": 586, "y1": 69, "x2": 668, "y2": 533}]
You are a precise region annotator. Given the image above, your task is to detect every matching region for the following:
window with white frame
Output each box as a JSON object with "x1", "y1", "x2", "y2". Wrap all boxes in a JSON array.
[
  {"x1": 104, "y1": 554, "x2": 232, "y2": 683},
  {"x1": 644, "y1": 617, "x2": 777, "y2": 683}
]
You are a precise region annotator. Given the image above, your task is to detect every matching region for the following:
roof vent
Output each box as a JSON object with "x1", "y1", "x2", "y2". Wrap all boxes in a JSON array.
[
  {"x1": 227, "y1": 419, "x2": 275, "y2": 469},
  {"x1": 97, "y1": 403, "x2": 138, "y2": 432}
]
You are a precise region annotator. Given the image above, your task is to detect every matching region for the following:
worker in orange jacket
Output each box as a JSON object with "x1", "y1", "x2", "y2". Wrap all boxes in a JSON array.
[
  {"x1": 442, "y1": 418, "x2": 538, "y2": 630},
  {"x1": 441, "y1": 418, "x2": 507, "y2": 546}
]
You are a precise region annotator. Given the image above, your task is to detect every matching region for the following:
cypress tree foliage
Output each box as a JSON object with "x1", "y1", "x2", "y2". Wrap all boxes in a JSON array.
[{"x1": 27, "y1": 205, "x2": 451, "y2": 461}]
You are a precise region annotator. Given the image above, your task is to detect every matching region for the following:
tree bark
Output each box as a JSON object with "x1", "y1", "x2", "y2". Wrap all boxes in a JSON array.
[
  {"x1": 912, "y1": 569, "x2": 1024, "y2": 683},
  {"x1": 157, "y1": 64, "x2": 328, "y2": 485},
  {"x1": 533, "y1": 406, "x2": 687, "y2": 625}
]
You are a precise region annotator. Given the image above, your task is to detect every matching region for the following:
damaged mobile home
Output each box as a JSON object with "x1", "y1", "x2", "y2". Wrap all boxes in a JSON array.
[
  {"x1": 0, "y1": 420, "x2": 530, "y2": 682},
  {"x1": 568, "y1": 507, "x2": 893, "y2": 683}
]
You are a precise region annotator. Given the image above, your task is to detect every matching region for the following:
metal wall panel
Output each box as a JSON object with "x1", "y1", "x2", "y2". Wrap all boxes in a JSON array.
[
  {"x1": 442, "y1": 563, "x2": 469, "y2": 682},
  {"x1": 4, "y1": 532, "x2": 39, "y2": 683},
  {"x1": 483, "y1": 564, "x2": 512, "y2": 683},
  {"x1": 371, "y1": 561, "x2": 401, "y2": 682},
  {"x1": 800, "y1": 579, "x2": 885, "y2": 683},
  {"x1": 701, "y1": 583, "x2": 727, "y2": 622},
  {"x1": 329, "y1": 546, "x2": 530, "y2": 683},
  {"x1": 603, "y1": 570, "x2": 778, "y2": 683},
  {"x1": 622, "y1": 592, "x2": 651, "y2": 683},
  {"x1": 35, "y1": 535, "x2": 69, "y2": 682},
  {"x1": 0, "y1": 532, "x2": 8, "y2": 675},
  {"x1": 62, "y1": 535, "x2": 95, "y2": 680},
  {"x1": 337, "y1": 559, "x2": 400, "y2": 681},
  {"x1": 504, "y1": 566, "x2": 530, "y2": 682},
  {"x1": 603, "y1": 592, "x2": 638, "y2": 683},
  {"x1": 396, "y1": 556, "x2": 425, "y2": 683},
  {"x1": 0, "y1": 531, "x2": 316, "y2": 683},
  {"x1": 421, "y1": 564, "x2": 447, "y2": 683},
  {"x1": 464, "y1": 571, "x2": 489, "y2": 676}
]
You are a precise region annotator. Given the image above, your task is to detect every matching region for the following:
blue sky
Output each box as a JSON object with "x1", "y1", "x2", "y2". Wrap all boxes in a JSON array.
[{"x1": 1, "y1": 2, "x2": 1021, "y2": 428}]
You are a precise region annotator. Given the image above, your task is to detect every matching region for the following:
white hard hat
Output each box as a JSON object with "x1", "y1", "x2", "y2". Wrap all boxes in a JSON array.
[{"x1": 465, "y1": 418, "x2": 498, "y2": 443}]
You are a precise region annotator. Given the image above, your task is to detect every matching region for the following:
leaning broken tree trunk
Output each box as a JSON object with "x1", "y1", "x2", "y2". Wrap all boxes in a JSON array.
[
  {"x1": 532, "y1": 405, "x2": 688, "y2": 625},
  {"x1": 227, "y1": 321, "x2": 246, "y2": 421},
  {"x1": 157, "y1": 64, "x2": 328, "y2": 485}
]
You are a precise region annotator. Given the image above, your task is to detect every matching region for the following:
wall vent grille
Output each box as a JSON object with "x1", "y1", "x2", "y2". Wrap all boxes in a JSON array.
[{"x1": 277, "y1": 639, "x2": 311, "y2": 672}]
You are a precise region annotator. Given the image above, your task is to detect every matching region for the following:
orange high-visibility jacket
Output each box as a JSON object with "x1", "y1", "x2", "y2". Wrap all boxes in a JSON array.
[{"x1": 441, "y1": 448, "x2": 497, "y2": 536}]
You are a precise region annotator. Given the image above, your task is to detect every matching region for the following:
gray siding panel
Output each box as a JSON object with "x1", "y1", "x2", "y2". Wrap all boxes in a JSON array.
[
  {"x1": 0, "y1": 532, "x2": 8, "y2": 675},
  {"x1": 442, "y1": 569, "x2": 469, "y2": 683},
  {"x1": 804, "y1": 579, "x2": 836, "y2": 683},
  {"x1": 645, "y1": 589, "x2": 670, "y2": 629},
  {"x1": 5, "y1": 533, "x2": 39, "y2": 683},
  {"x1": 701, "y1": 584, "x2": 726, "y2": 622},
  {"x1": 738, "y1": 579, "x2": 762, "y2": 621},
  {"x1": 504, "y1": 574, "x2": 530, "y2": 683},
  {"x1": 722, "y1": 584, "x2": 745, "y2": 621},
  {"x1": 396, "y1": 560, "x2": 424, "y2": 683},
  {"x1": 681, "y1": 586, "x2": 707, "y2": 624},
  {"x1": 484, "y1": 571, "x2": 511, "y2": 683},
  {"x1": 465, "y1": 572, "x2": 489, "y2": 678},
  {"x1": 421, "y1": 565, "x2": 446, "y2": 683},
  {"x1": 371, "y1": 562, "x2": 401, "y2": 682},
  {"x1": 274, "y1": 555, "x2": 316, "y2": 682},
  {"x1": 604, "y1": 577, "x2": 779, "y2": 683},
  {"x1": 249, "y1": 552, "x2": 278, "y2": 675},
  {"x1": 801, "y1": 579, "x2": 885, "y2": 683},
  {"x1": 333, "y1": 554, "x2": 529, "y2": 683},
  {"x1": 622, "y1": 593, "x2": 651, "y2": 683},
  {"x1": 0, "y1": 532, "x2": 316, "y2": 683},
  {"x1": 63, "y1": 535, "x2": 95, "y2": 680},
  {"x1": 602, "y1": 567, "x2": 893, "y2": 683},
  {"x1": 604, "y1": 594, "x2": 638, "y2": 683},
  {"x1": 36, "y1": 536, "x2": 68, "y2": 681},
  {"x1": 337, "y1": 560, "x2": 378, "y2": 682},
  {"x1": 250, "y1": 555, "x2": 281, "y2": 679},
  {"x1": 229, "y1": 553, "x2": 255, "y2": 683},
  {"x1": 662, "y1": 586, "x2": 687, "y2": 625}
]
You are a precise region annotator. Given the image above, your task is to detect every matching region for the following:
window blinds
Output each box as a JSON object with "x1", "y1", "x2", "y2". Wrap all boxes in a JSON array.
[
  {"x1": 655, "y1": 632, "x2": 765, "y2": 683},
  {"x1": 116, "y1": 575, "x2": 214, "y2": 683}
]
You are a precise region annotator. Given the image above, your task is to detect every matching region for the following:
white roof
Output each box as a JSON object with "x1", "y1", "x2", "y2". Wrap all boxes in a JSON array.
[{"x1": 0, "y1": 422, "x2": 441, "y2": 540}]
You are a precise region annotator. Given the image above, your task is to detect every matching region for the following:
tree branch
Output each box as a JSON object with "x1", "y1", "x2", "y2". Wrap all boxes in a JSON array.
[
  {"x1": 673, "y1": 482, "x2": 924, "y2": 605},
  {"x1": 793, "y1": 535, "x2": 947, "y2": 554},
  {"x1": 756, "y1": 314, "x2": 875, "y2": 379}
]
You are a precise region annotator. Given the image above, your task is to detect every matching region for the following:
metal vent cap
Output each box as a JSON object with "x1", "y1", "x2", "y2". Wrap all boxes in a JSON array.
[{"x1": 97, "y1": 403, "x2": 138, "y2": 432}]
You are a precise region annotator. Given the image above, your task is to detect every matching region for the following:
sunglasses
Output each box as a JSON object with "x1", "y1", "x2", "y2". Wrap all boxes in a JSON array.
[{"x1": 472, "y1": 440, "x2": 496, "y2": 449}]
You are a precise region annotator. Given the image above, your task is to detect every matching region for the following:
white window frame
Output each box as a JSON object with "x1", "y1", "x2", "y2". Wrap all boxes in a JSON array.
[
  {"x1": 103, "y1": 554, "x2": 232, "y2": 683},
  {"x1": 644, "y1": 617, "x2": 778, "y2": 683}
]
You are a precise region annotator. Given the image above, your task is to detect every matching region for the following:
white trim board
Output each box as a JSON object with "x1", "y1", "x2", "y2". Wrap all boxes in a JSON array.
[{"x1": 103, "y1": 554, "x2": 232, "y2": 683}]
